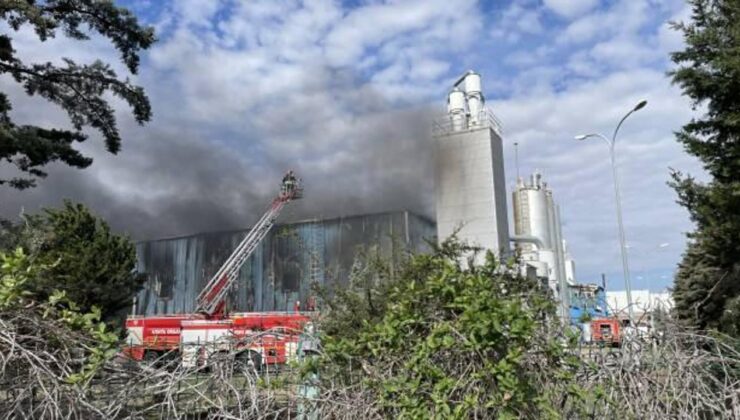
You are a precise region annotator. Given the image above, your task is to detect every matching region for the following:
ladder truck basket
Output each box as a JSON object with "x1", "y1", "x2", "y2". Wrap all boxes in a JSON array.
[{"x1": 280, "y1": 171, "x2": 302, "y2": 199}]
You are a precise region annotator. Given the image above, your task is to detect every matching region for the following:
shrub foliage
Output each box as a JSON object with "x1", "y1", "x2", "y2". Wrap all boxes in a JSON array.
[{"x1": 316, "y1": 240, "x2": 592, "y2": 419}]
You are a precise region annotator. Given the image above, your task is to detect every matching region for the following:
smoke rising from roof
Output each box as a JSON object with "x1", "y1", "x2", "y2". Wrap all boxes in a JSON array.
[{"x1": 0, "y1": 66, "x2": 436, "y2": 240}]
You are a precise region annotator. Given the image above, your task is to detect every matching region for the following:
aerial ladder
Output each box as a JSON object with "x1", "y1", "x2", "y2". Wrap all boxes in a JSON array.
[{"x1": 195, "y1": 171, "x2": 302, "y2": 317}]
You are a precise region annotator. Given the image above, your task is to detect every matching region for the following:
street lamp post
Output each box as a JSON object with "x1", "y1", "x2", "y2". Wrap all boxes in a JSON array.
[{"x1": 575, "y1": 100, "x2": 647, "y2": 326}]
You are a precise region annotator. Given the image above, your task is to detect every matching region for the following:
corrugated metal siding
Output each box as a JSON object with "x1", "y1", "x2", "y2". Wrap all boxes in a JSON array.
[{"x1": 134, "y1": 211, "x2": 435, "y2": 315}]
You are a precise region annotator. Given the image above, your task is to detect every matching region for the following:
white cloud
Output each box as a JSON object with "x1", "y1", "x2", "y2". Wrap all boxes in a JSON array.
[
  {"x1": 143, "y1": 0, "x2": 481, "y2": 125},
  {"x1": 324, "y1": 0, "x2": 480, "y2": 66},
  {"x1": 543, "y1": 0, "x2": 599, "y2": 19},
  {"x1": 490, "y1": 0, "x2": 545, "y2": 43},
  {"x1": 556, "y1": 0, "x2": 651, "y2": 45},
  {"x1": 504, "y1": 45, "x2": 554, "y2": 68},
  {"x1": 589, "y1": 37, "x2": 658, "y2": 69},
  {"x1": 657, "y1": 3, "x2": 691, "y2": 55}
]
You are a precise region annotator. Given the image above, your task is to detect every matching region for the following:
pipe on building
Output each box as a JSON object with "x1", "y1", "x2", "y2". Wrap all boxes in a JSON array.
[
  {"x1": 510, "y1": 234, "x2": 546, "y2": 250},
  {"x1": 554, "y1": 205, "x2": 570, "y2": 321}
]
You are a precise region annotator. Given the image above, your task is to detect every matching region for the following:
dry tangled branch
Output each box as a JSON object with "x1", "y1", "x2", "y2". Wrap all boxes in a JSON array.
[
  {"x1": 1, "y1": 303, "x2": 739, "y2": 419},
  {"x1": 571, "y1": 327, "x2": 740, "y2": 419},
  {"x1": 0, "y1": 306, "x2": 308, "y2": 419}
]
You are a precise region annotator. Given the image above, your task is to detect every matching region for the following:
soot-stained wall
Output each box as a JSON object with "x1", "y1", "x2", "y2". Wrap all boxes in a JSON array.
[{"x1": 134, "y1": 211, "x2": 435, "y2": 315}]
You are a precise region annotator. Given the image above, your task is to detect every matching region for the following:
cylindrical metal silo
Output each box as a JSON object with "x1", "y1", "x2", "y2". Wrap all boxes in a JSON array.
[
  {"x1": 447, "y1": 88, "x2": 467, "y2": 131},
  {"x1": 464, "y1": 71, "x2": 483, "y2": 125},
  {"x1": 512, "y1": 176, "x2": 552, "y2": 252},
  {"x1": 526, "y1": 188, "x2": 552, "y2": 249}
]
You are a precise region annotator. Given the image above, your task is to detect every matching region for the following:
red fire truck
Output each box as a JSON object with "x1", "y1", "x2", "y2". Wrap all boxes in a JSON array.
[
  {"x1": 123, "y1": 172, "x2": 313, "y2": 368},
  {"x1": 591, "y1": 318, "x2": 622, "y2": 347}
]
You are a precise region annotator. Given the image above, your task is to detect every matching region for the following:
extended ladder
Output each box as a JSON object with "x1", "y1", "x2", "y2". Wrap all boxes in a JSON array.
[{"x1": 195, "y1": 172, "x2": 302, "y2": 316}]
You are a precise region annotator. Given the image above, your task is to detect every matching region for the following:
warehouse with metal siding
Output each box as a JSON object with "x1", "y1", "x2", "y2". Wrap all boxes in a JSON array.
[{"x1": 133, "y1": 211, "x2": 435, "y2": 316}]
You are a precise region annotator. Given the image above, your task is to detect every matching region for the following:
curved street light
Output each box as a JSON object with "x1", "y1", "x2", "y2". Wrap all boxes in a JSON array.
[{"x1": 574, "y1": 100, "x2": 647, "y2": 326}]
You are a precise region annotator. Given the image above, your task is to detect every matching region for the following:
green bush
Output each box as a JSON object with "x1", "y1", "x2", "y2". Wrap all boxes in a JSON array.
[{"x1": 317, "y1": 239, "x2": 594, "y2": 419}]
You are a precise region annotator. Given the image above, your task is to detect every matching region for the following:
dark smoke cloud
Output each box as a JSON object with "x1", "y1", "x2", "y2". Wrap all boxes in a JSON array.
[
  {"x1": 1, "y1": 132, "x2": 259, "y2": 239},
  {"x1": 0, "y1": 67, "x2": 436, "y2": 240}
]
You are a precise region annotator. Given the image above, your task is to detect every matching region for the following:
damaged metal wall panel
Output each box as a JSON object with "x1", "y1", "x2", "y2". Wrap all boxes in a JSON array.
[{"x1": 134, "y1": 211, "x2": 435, "y2": 316}]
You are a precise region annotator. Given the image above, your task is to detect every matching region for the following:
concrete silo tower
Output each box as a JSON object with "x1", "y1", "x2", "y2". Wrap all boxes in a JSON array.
[{"x1": 433, "y1": 71, "x2": 510, "y2": 261}]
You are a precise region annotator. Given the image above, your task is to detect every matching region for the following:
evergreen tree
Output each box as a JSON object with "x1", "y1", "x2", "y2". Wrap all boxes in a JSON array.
[
  {"x1": 0, "y1": 0, "x2": 154, "y2": 189},
  {"x1": 9, "y1": 201, "x2": 143, "y2": 323},
  {"x1": 669, "y1": 0, "x2": 740, "y2": 334}
]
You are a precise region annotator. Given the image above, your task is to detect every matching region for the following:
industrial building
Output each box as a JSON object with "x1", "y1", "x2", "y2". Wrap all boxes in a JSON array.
[
  {"x1": 133, "y1": 211, "x2": 434, "y2": 316},
  {"x1": 433, "y1": 71, "x2": 510, "y2": 261}
]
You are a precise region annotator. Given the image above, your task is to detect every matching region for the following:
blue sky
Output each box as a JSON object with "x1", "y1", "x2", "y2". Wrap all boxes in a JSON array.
[{"x1": 1, "y1": 0, "x2": 703, "y2": 292}]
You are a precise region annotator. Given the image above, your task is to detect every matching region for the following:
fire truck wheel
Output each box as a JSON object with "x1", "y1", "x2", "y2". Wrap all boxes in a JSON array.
[{"x1": 236, "y1": 350, "x2": 262, "y2": 371}]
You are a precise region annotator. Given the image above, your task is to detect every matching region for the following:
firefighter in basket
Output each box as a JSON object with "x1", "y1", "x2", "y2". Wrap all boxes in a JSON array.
[{"x1": 281, "y1": 171, "x2": 298, "y2": 196}]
